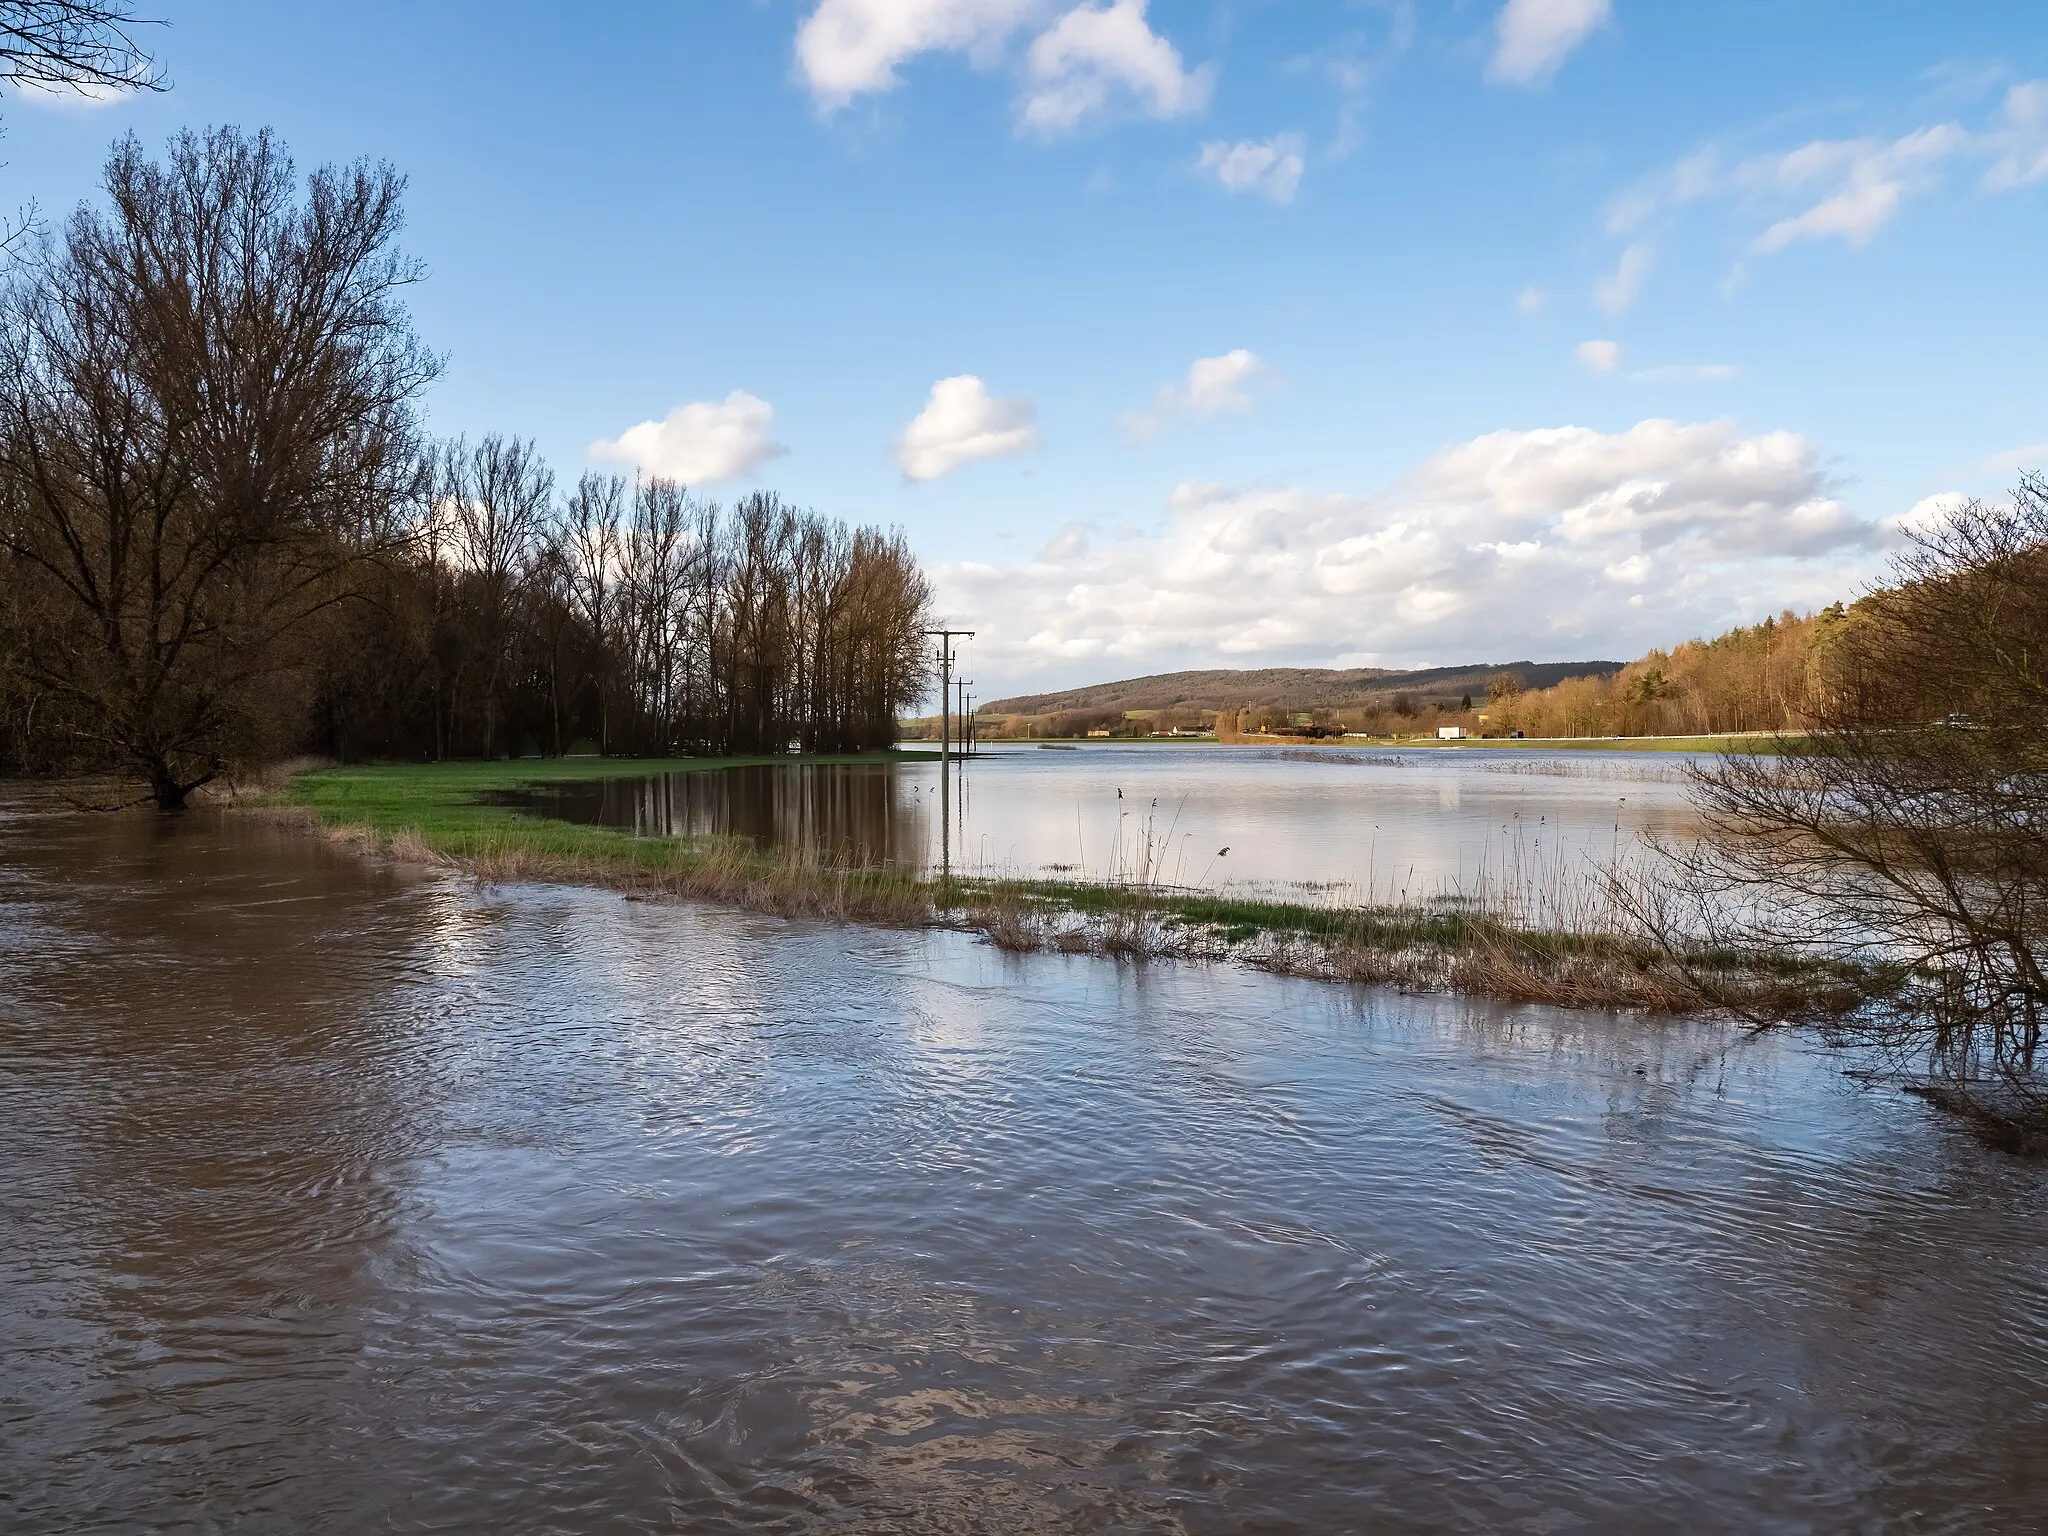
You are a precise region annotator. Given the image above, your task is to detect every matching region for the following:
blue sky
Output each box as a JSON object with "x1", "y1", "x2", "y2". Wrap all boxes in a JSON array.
[{"x1": 7, "y1": 1, "x2": 2047, "y2": 693}]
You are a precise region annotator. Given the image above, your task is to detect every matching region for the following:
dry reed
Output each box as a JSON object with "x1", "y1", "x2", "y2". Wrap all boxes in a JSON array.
[{"x1": 292, "y1": 790, "x2": 1868, "y2": 1019}]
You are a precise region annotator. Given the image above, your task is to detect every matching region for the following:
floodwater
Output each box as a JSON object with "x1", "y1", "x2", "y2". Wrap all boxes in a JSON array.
[
  {"x1": 4, "y1": 792, "x2": 2047, "y2": 1532},
  {"x1": 497, "y1": 743, "x2": 1698, "y2": 899}
]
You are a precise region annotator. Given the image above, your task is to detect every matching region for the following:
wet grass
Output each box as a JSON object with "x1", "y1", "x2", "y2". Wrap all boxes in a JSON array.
[
  {"x1": 286, "y1": 755, "x2": 950, "y2": 931},
  {"x1": 285, "y1": 755, "x2": 1867, "y2": 1019},
  {"x1": 948, "y1": 876, "x2": 1868, "y2": 1017},
  {"x1": 290, "y1": 753, "x2": 927, "y2": 864}
]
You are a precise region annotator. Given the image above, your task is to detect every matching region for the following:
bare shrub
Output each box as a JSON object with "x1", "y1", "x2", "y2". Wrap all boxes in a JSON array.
[
  {"x1": 1650, "y1": 477, "x2": 2048, "y2": 1142},
  {"x1": 975, "y1": 888, "x2": 1048, "y2": 952}
]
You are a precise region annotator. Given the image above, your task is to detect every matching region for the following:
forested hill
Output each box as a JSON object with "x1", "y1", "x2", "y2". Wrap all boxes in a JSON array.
[{"x1": 983, "y1": 660, "x2": 1624, "y2": 716}]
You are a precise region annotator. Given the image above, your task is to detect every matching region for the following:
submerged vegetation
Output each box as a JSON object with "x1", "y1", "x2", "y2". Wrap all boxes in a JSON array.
[{"x1": 285, "y1": 756, "x2": 1867, "y2": 1024}]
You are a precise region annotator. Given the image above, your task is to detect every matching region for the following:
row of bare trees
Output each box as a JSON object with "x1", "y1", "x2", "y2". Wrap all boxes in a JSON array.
[
  {"x1": 314, "y1": 449, "x2": 932, "y2": 766},
  {"x1": 0, "y1": 127, "x2": 932, "y2": 806}
]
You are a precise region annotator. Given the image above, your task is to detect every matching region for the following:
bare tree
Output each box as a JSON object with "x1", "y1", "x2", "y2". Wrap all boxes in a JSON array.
[
  {"x1": 0, "y1": 127, "x2": 436, "y2": 806},
  {"x1": 439, "y1": 434, "x2": 551, "y2": 757},
  {"x1": 1652, "y1": 476, "x2": 2048, "y2": 1143},
  {"x1": 563, "y1": 472, "x2": 624, "y2": 753}
]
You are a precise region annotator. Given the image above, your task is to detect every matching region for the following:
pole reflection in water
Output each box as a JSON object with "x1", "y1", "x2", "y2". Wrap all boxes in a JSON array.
[{"x1": 491, "y1": 744, "x2": 1702, "y2": 902}]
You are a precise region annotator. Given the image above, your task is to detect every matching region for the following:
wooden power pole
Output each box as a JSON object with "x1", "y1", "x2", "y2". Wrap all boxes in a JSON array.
[{"x1": 924, "y1": 628, "x2": 973, "y2": 875}]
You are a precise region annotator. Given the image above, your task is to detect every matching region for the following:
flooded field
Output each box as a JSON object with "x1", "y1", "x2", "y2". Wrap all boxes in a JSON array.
[
  {"x1": 495, "y1": 743, "x2": 1699, "y2": 900},
  {"x1": 3, "y1": 791, "x2": 2045, "y2": 1531}
]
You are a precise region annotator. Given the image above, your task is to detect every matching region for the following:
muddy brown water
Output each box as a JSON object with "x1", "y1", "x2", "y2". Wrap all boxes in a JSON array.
[{"x1": 3, "y1": 789, "x2": 2046, "y2": 1533}]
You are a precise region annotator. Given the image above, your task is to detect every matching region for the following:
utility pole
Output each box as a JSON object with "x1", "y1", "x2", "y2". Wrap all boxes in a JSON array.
[
  {"x1": 955, "y1": 678, "x2": 974, "y2": 758},
  {"x1": 923, "y1": 628, "x2": 973, "y2": 876}
]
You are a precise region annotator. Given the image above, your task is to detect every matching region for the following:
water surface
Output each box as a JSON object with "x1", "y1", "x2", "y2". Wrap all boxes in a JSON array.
[
  {"x1": 3, "y1": 792, "x2": 2044, "y2": 1532},
  {"x1": 500, "y1": 743, "x2": 1698, "y2": 901}
]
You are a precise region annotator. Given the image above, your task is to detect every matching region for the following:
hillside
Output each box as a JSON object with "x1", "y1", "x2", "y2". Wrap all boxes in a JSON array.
[{"x1": 981, "y1": 660, "x2": 1623, "y2": 717}]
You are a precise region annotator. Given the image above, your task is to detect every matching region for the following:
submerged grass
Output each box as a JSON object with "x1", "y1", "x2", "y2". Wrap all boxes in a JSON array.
[{"x1": 285, "y1": 755, "x2": 1870, "y2": 1018}]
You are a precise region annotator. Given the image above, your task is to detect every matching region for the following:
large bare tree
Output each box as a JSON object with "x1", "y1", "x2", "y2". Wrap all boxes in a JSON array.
[{"x1": 0, "y1": 127, "x2": 436, "y2": 806}]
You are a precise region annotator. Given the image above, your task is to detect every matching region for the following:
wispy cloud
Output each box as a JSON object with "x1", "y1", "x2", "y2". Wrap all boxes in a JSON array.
[
  {"x1": 1486, "y1": 0, "x2": 1610, "y2": 87},
  {"x1": 1604, "y1": 80, "x2": 2048, "y2": 268},
  {"x1": 1120, "y1": 349, "x2": 1267, "y2": 438},
  {"x1": 1196, "y1": 135, "x2": 1305, "y2": 203},
  {"x1": 1594, "y1": 240, "x2": 1652, "y2": 313},
  {"x1": 1972, "y1": 441, "x2": 2048, "y2": 475},
  {"x1": 1628, "y1": 363, "x2": 1741, "y2": 383},
  {"x1": 1575, "y1": 339, "x2": 1623, "y2": 374}
]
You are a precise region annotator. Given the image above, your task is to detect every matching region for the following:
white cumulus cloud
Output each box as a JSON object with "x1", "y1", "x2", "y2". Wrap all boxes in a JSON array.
[
  {"x1": 589, "y1": 391, "x2": 785, "y2": 483},
  {"x1": 1120, "y1": 349, "x2": 1266, "y2": 438},
  {"x1": 794, "y1": 0, "x2": 1040, "y2": 111},
  {"x1": 936, "y1": 417, "x2": 1886, "y2": 688},
  {"x1": 793, "y1": 0, "x2": 1211, "y2": 134},
  {"x1": 1487, "y1": 0, "x2": 1610, "y2": 86},
  {"x1": 896, "y1": 375, "x2": 1042, "y2": 480},
  {"x1": 1576, "y1": 339, "x2": 1623, "y2": 374},
  {"x1": 1020, "y1": 0, "x2": 1214, "y2": 134},
  {"x1": 1196, "y1": 134, "x2": 1305, "y2": 203}
]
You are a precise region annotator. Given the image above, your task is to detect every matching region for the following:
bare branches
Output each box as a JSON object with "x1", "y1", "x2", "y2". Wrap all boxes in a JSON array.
[
  {"x1": 1659, "y1": 478, "x2": 2048, "y2": 1137},
  {"x1": 0, "y1": 3, "x2": 163, "y2": 97}
]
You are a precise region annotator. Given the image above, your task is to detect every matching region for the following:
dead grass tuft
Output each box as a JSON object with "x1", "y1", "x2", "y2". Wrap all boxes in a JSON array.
[{"x1": 974, "y1": 888, "x2": 1050, "y2": 952}]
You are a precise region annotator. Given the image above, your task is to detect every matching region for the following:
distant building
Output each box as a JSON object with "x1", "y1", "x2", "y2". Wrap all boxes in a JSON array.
[{"x1": 1437, "y1": 726, "x2": 1468, "y2": 740}]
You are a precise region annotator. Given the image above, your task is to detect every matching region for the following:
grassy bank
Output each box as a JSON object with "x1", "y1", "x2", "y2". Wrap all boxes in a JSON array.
[{"x1": 285, "y1": 755, "x2": 1859, "y2": 1018}]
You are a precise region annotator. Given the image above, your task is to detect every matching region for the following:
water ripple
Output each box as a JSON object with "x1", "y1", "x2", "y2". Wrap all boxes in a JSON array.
[{"x1": 1, "y1": 795, "x2": 2044, "y2": 1532}]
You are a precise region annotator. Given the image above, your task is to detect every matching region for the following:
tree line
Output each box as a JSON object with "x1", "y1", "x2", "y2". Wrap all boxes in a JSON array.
[
  {"x1": 959, "y1": 614, "x2": 1843, "y2": 743},
  {"x1": 0, "y1": 127, "x2": 932, "y2": 807},
  {"x1": 318, "y1": 446, "x2": 933, "y2": 767}
]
